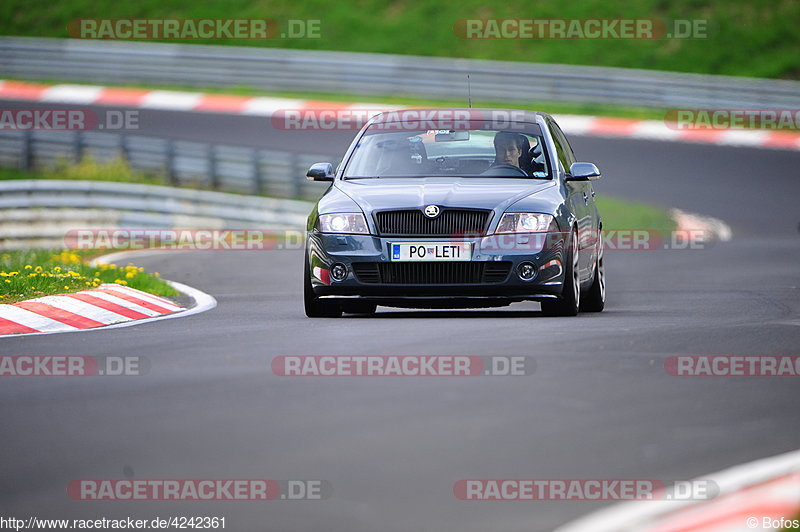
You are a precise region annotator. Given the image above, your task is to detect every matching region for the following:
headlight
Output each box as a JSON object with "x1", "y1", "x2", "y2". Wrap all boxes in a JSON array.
[
  {"x1": 318, "y1": 213, "x2": 370, "y2": 234},
  {"x1": 495, "y1": 213, "x2": 555, "y2": 234}
]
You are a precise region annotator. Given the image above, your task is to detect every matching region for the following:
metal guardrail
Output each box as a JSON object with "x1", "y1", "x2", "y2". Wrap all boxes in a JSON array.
[
  {"x1": 1, "y1": 37, "x2": 799, "y2": 109},
  {"x1": 0, "y1": 179, "x2": 312, "y2": 249},
  {"x1": 0, "y1": 129, "x2": 331, "y2": 201},
  {"x1": 0, "y1": 179, "x2": 311, "y2": 222},
  {"x1": 0, "y1": 126, "x2": 325, "y2": 248}
]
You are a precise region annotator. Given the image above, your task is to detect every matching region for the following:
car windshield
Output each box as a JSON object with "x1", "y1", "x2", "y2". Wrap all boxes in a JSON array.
[{"x1": 343, "y1": 122, "x2": 551, "y2": 179}]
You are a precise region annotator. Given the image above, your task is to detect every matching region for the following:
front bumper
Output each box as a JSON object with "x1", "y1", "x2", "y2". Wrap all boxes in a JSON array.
[{"x1": 307, "y1": 231, "x2": 567, "y2": 305}]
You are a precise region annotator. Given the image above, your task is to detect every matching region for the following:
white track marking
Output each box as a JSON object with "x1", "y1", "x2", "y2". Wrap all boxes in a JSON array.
[{"x1": 41, "y1": 84, "x2": 104, "y2": 104}]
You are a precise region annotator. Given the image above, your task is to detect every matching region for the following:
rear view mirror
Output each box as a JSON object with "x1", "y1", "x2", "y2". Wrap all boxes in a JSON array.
[
  {"x1": 307, "y1": 162, "x2": 335, "y2": 181},
  {"x1": 566, "y1": 162, "x2": 601, "y2": 181},
  {"x1": 434, "y1": 130, "x2": 470, "y2": 142}
]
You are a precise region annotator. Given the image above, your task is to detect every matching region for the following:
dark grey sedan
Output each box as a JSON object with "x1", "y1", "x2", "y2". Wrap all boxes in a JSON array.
[{"x1": 303, "y1": 109, "x2": 604, "y2": 317}]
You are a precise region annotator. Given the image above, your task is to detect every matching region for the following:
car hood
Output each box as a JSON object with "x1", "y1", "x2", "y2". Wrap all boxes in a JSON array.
[{"x1": 335, "y1": 177, "x2": 556, "y2": 213}]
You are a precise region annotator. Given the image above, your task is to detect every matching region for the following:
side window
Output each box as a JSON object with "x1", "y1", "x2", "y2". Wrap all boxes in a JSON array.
[
  {"x1": 548, "y1": 121, "x2": 570, "y2": 174},
  {"x1": 551, "y1": 122, "x2": 577, "y2": 165}
]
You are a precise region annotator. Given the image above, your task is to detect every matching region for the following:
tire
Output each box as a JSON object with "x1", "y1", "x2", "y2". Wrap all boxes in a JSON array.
[
  {"x1": 580, "y1": 232, "x2": 605, "y2": 312},
  {"x1": 541, "y1": 228, "x2": 580, "y2": 317},
  {"x1": 304, "y1": 256, "x2": 342, "y2": 318}
]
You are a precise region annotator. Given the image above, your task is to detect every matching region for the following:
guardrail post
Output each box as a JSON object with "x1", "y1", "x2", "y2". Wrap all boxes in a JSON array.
[
  {"x1": 252, "y1": 149, "x2": 263, "y2": 195},
  {"x1": 72, "y1": 132, "x2": 83, "y2": 163},
  {"x1": 165, "y1": 139, "x2": 178, "y2": 186},
  {"x1": 119, "y1": 134, "x2": 129, "y2": 163},
  {"x1": 290, "y1": 152, "x2": 301, "y2": 199},
  {"x1": 20, "y1": 131, "x2": 32, "y2": 171},
  {"x1": 208, "y1": 145, "x2": 219, "y2": 190}
]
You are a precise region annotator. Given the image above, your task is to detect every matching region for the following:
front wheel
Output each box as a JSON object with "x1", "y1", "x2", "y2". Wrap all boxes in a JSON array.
[
  {"x1": 541, "y1": 229, "x2": 580, "y2": 317},
  {"x1": 304, "y1": 257, "x2": 342, "y2": 318},
  {"x1": 580, "y1": 233, "x2": 605, "y2": 312}
]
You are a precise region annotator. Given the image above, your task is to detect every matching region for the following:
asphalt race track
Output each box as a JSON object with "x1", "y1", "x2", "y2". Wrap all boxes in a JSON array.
[{"x1": 1, "y1": 101, "x2": 799, "y2": 531}]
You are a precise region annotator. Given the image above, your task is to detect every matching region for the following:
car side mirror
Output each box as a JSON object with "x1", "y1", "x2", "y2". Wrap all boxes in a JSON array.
[
  {"x1": 566, "y1": 162, "x2": 601, "y2": 181},
  {"x1": 307, "y1": 162, "x2": 335, "y2": 181}
]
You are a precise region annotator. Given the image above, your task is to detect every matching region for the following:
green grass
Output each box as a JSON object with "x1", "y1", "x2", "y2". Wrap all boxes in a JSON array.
[
  {"x1": 596, "y1": 196, "x2": 675, "y2": 234},
  {"x1": 0, "y1": 157, "x2": 168, "y2": 185},
  {"x1": 1, "y1": 0, "x2": 798, "y2": 79},
  {"x1": 0, "y1": 249, "x2": 179, "y2": 304}
]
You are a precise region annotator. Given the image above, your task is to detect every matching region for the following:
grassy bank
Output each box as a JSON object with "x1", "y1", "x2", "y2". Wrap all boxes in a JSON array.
[
  {"x1": 2, "y1": 0, "x2": 798, "y2": 79},
  {"x1": 0, "y1": 157, "x2": 166, "y2": 185},
  {"x1": 0, "y1": 249, "x2": 179, "y2": 304}
]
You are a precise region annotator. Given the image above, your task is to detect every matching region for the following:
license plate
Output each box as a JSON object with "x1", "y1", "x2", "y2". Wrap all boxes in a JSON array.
[{"x1": 390, "y1": 242, "x2": 472, "y2": 261}]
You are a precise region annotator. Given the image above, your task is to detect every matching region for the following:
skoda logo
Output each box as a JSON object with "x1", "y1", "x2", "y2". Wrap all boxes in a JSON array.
[{"x1": 423, "y1": 205, "x2": 440, "y2": 218}]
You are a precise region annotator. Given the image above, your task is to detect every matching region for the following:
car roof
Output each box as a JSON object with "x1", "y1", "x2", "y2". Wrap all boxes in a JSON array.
[{"x1": 367, "y1": 108, "x2": 553, "y2": 123}]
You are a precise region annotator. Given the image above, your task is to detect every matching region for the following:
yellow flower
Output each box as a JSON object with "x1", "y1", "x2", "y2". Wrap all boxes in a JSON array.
[
  {"x1": 24, "y1": 265, "x2": 32, "y2": 270},
  {"x1": 34, "y1": 266, "x2": 43, "y2": 273},
  {"x1": 113, "y1": 279, "x2": 128, "y2": 285},
  {"x1": 154, "y1": 272, "x2": 160, "y2": 277},
  {"x1": 64, "y1": 286, "x2": 70, "y2": 290},
  {"x1": 54, "y1": 266, "x2": 61, "y2": 272},
  {"x1": 4, "y1": 279, "x2": 10, "y2": 283},
  {"x1": 125, "y1": 271, "x2": 135, "y2": 279}
]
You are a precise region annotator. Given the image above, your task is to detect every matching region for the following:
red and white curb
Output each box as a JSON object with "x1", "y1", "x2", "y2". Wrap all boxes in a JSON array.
[
  {"x1": 554, "y1": 448, "x2": 800, "y2": 532},
  {"x1": 672, "y1": 208, "x2": 733, "y2": 242},
  {"x1": 0, "y1": 264, "x2": 216, "y2": 337},
  {"x1": 2, "y1": 79, "x2": 799, "y2": 151},
  {"x1": 0, "y1": 284, "x2": 179, "y2": 336}
]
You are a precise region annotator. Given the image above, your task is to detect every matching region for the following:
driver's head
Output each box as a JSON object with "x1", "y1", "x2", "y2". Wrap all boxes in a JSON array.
[{"x1": 493, "y1": 131, "x2": 525, "y2": 166}]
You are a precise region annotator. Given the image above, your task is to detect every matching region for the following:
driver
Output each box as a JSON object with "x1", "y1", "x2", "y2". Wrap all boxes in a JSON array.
[{"x1": 490, "y1": 131, "x2": 531, "y2": 174}]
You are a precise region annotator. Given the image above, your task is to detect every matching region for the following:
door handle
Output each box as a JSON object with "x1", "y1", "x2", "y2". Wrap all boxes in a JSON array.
[{"x1": 582, "y1": 192, "x2": 588, "y2": 204}]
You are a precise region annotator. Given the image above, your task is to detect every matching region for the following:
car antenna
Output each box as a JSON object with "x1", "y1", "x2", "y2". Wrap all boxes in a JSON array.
[{"x1": 467, "y1": 74, "x2": 472, "y2": 108}]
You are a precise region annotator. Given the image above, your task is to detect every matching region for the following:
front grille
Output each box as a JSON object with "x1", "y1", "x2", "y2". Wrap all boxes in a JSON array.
[
  {"x1": 375, "y1": 209, "x2": 491, "y2": 236},
  {"x1": 352, "y1": 262, "x2": 512, "y2": 284}
]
